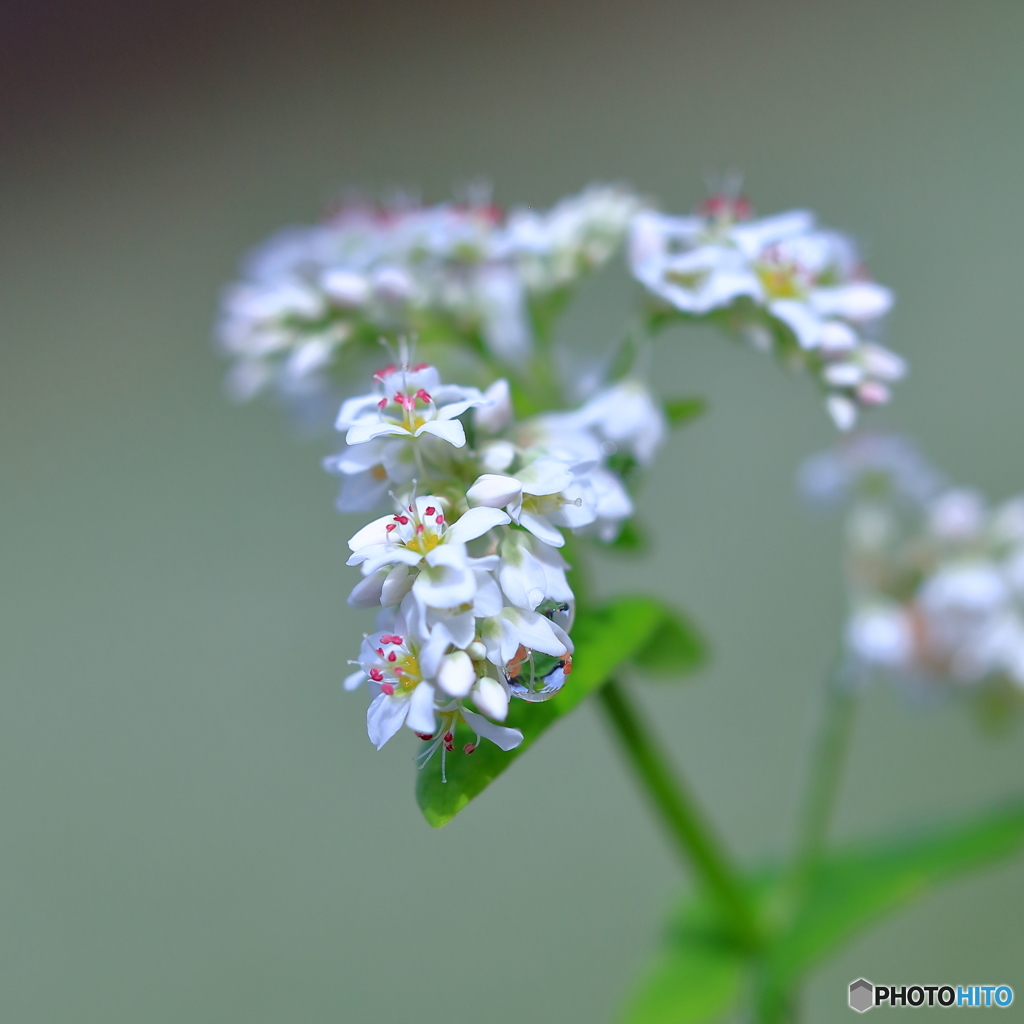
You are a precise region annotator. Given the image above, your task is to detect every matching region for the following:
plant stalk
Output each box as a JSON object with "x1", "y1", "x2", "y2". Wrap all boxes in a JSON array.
[
  {"x1": 597, "y1": 678, "x2": 762, "y2": 952},
  {"x1": 793, "y1": 669, "x2": 859, "y2": 890}
]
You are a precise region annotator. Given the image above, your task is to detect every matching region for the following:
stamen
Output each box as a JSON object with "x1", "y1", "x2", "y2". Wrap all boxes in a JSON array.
[
  {"x1": 369, "y1": 668, "x2": 384, "y2": 681},
  {"x1": 463, "y1": 742, "x2": 476, "y2": 754},
  {"x1": 385, "y1": 523, "x2": 396, "y2": 533},
  {"x1": 380, "y1": 683, "x2": 395, "y2": 695},
  {"x1": 387, "y1": 651, "x2": 397, "y2": 662},
  {"x1": 425, "y1": 507, "x2": 435, "y2": 516},
  {"x1": 435, "y1": 515, "x2": 444, "y2": 525},
  {"x1": 377, "y1": 398, "x2": 387, "y2": 410}
]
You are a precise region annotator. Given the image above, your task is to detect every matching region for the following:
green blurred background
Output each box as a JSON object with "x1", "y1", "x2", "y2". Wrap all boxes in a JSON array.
[{"x1": 3, "y1": 1, "x2": 1024, "y2": 1020}]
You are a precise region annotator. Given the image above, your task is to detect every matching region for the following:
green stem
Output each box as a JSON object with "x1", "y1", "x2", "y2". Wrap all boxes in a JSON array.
[
  {"x1": 794, "y1": 668, "x2": 859, "y2": 888},
  {"x1": 597, "y1": 678, "x2": 762, "y2": 952}
]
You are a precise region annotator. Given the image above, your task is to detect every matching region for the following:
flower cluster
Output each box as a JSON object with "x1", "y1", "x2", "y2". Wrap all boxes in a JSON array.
[
  {"x1": 630, "y1": 192, "x2": 904, "y2": 430},
  {"x1": 216, "y1": 185, "x2": 641, "y2": 400},
  {"x1": 802, "y1": 435, "x2": 1024, "y2": 699},
  {"x1": 333, "y1": 350, "x2": 654, "y2": 775}
]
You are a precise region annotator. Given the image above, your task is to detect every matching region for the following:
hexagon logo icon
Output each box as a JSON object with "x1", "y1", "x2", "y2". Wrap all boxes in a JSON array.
[{"x1": 849, "y1": 978, "x2": 874, "y2": 1013}]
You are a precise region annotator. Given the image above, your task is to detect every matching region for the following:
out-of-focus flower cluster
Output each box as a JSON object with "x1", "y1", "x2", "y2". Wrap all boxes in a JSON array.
[
  {"x1": 630, "y1": 193, "x2": 904, "y2": 431},
  {"x1": 216, "y1": 180, "x2": 915, "y2": 770},
  {"x1": 216, "y1": 185, "x2": 642, "y2": 401},
  {"x1": 801, "y1": 435, "x2": 1024, "y2": 701},
  {"x1": 332, "y1": 349, "x2": 662, "y2": 774}
]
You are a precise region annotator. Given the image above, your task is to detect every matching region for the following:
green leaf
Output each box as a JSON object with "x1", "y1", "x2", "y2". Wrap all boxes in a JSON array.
[
  {"x1": 416, "y1": 596, "x2": 672, "y2": 828},
  {"x1": 769, "y1": 799, "x2": 1024, "y2": 985},
  {"x1": 631, "y1": 607, "x2": 708, "y2": 678},
  {"x1": 664, "y1": 397, "x2": 707, "y2": 427},
  {"x1": 620, "y1": 937, "x2": 744, "y2": 1024},
  {"x1": 623, "y1": 801, "x2": 1024, "y2": 1024},
  {"x1": 620, "y1": 888, "x2": 748, "y2": 1024}
]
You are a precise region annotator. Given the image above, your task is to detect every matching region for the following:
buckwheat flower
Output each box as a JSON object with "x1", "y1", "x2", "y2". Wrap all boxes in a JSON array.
[
  {"x1": 630, "y1": 192, "x2": 903, "y2": 428},
  {"x1": 496, "y1": 531, "x2": 574, "y2": 611},
  {"x1": 501, "y1": 184, "x2": 644, "y2": 294},
  {"x1": 572, "y1": 379, "x2": 667, "y2": 466},
  {"x1": 322, "y1": 437, "x2": 415, "y2": 513},
  {"x1": 339, "y1": 360, "x2": 486, "y2": 448},
  {"x1": 467, "y1": 457, "x2": 600, "y2": 548},
  {"x1": 845, "y1": 602, "x2": 915, "y2": 672},
  {"x1": 479, "y1": 605, "x2": 573, "y2": 669},
  {"x1": 346, "y1": 623, "x2": 457, "y2": 748},
  {"x1": 347, "y1": 620, "x2": 523, "y2": 758},
  {"x1": 798, "y1": 433, "x2": 946, "y2": 511},
  {"x1": 346, "y1": 497, "x2": 510, "y2": 609}
]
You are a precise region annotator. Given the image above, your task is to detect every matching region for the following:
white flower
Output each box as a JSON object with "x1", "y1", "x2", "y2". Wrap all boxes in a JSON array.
[
  {"x1": 346, "y1": 496, "x2": 510, "y2": 609},
  {"x1": 346, "y1": 623, "x2": 453, "y2": 748},
  {"x1": 928, "y1": 489, "x2": 986, "y2": 543},
  {"x1": 496, "y1": 531, "x2": 574, "y2": 611},
  {"x1": 479, "y1": 605, "x2": 573, "y2": 669},
  {"x1": 573, "y1": 379, "x2": 667, "y2": 466},
  {"x1": 502, "y1": 184, "x2": 643, "y2": 293},
  {"x1": 339, "y1": 361, "x2": 485, "y2": 448},
  {"x1": 474, "y1": 378, "x2": 514, "y2": 434},
  {"x1": 630, "y1": 197, "x2": 903, "y2": 429},
  {"x1": 467, "y1": 457, "x2": 600, "y2": 548},
  {"x1": 322, "y1": 437, "x2": 414, "y2": 513},
  {"x1": 846, "y1": 603, "x2": 914, "y2": 670}
]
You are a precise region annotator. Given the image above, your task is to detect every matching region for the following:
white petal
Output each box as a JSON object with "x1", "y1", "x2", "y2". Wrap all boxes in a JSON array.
[
  {"x1": 405, "y1": 682, "x2": 438, "y2": 735},
  {"x1": 501, "y1": 607, "x2": 568, "y2": 657},
  {"x1": 498, "y1": 539, "x2": 548, "y2": 610},
  {"x1": 479, "y1": 440, "x2": 517, "y2": 473},
  {"x1": 416, "y1": 418, "x2": 467, "y2": 447},
  {"x1": 413, "y1": 562, "x2": 477, "y2": 609},
  {"x1": 347, "y1": 514, "x2": 396, "y2": 552},
  {"x1": 517, "y1": 458, "x2": 574, "y2": 496},
  {"x1": 472, "y1": 677, "x2": 509, "y2": 721},
  {"x1": 359, "y1": 546, "x2": 424, "y2": 576},
  {"x1": 366, "y1": 692, "x2": 408, "y2": 749},
  {"x1": 472, "y1": 570, "x2": 505, "y2": 617},
  {"x1": 335, "y1": 394, "x2": 382, "y2": 430},
  {"x1": 811, "y1": 282, "x2": 893, "y2": 321},
  {"x1": 826, "y1": 394, "x2": 858, "y2": 432},
  {"x1": 519, "y1": 511, "x2": 566, "y2": 547},
  {"x1": 381, "y1": 562, "x2": 416, "y2": 606},
  {"x1": 347, "y1": 422, "x2": 408, "y2": 445},
  {"x1": 420, "y1": 623, "x2": 453, "y2": 679},
  {"x1": 445, "y1": 506, "x2": 511, "y2": 545},
  {"x1": 347, "y1": 570, "x2": 388, "y2": 608},
  {"x1": 467, "y1": 474, "x2": 523, "y2": 509},
  {"x1": 437, "y1": 650, "x2": 476, "y2": 698},
  {"x1": 474, "y1": 378, "x2": 513, "y2": 433},
  {"x1": 460, "y1": 708, "x2": 523, "y2": 750},
  {"x1": 343, "y1": 669, "x2": 366, "y2": 691},
  {"x1": 769, "y1": 299, "x2": 822, "y2": 350},
  {"x1": 436, "y1": 609, "x2": 476, "y2": 649}
]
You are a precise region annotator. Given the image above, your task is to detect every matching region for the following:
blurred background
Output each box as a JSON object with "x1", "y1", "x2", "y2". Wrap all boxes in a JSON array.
[{"x1": 3, "y1": 1, "x2": 1024, "y2": 1020}]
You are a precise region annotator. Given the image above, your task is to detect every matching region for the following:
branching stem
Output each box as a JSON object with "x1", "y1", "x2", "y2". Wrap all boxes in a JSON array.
[{"x1": 597, "y1": 678, "x2": 763, "y2": 952}]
